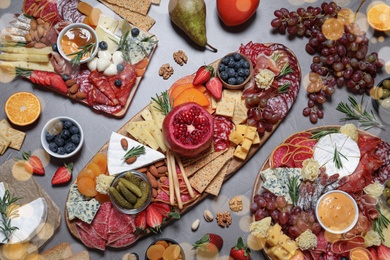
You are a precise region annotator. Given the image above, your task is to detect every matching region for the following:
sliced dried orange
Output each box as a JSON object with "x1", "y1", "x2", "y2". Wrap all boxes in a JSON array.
[
  {"x1": 367, "y1": 4, "x2": 390, "y2": 31},
  {"x1": 5, "y1": 92, "x2": 41, "y2": 126},
  {"x1": 322, "y1": 17, "x2": 344, "y2": 40}
]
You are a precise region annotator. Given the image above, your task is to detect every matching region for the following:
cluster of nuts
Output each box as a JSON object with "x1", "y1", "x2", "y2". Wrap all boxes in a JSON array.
[
  {"x1": 65, "y1": 78, "x2": 86, "y2": 100},
  {"x1": 173, "y1": 50, "x2": 188, "y2": 66},
  {"x1": 229, "y1": 196, "x2": 243, "y2": 212},
  {"x1": 159, "y1": 63, "x2": 174, "y2": 80},
  {"x1": 137, "y1": 160, "x2": 168, "y2": 199},
  {"x1": 216, "y1": 211, "x2": 232, "y2": 228},
  {"x1": 25, "y1": 18, "x2": 53, "y2": 48}
]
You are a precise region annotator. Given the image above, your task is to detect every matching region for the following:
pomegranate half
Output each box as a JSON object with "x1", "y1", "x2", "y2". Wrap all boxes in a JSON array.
[{"x1": 162, "y1": 102, "x2": 213, "y2": 157}]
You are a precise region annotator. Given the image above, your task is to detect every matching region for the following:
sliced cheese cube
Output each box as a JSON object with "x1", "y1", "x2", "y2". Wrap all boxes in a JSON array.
[
  {"x1": 267, "y1": 245, "x2": 292, "y2": 260},
  {"x1": 245, "y1": 126, "x2": 257, "y2": 141},
  {"x1": 241, "y1": 138, "x2": 252, "y2": 152},
  {"x1": 266, "y1": 224, "x2": 283, "y2": 247},
  {"x1": 229, "y1": 131, "x2": 244, "y2": 145},
  {"x1": 236, "y1": 125, "x2": 247, "y2": 136},
  {"x1": 234, "y1": 145, "x2": 248, "y2": 160},
  {"x1": 253, "y1": 132, "x2": 261, "y2": 144},
  {"x1": 281, "y1": 239, "x2": 298, "y2": 255}
]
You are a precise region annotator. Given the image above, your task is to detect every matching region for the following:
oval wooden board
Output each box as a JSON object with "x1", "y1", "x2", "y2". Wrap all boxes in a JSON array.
[
  {"x1": 250, "y1": 125, "x2": 380, "y2": 260},
  {"x1": 66, "y1": 43, "x2": 302, "y2": 248}
]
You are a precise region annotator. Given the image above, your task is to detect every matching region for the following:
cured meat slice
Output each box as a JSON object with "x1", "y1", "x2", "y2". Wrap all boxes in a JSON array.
[
  {"x1": 89, "y1": 87, "x2": 116, "y2": 106},
  {"x1": 76, "y1": 220, "x2": 106, "y2": 251},
  {"x1": 23, "y1": 0, "x2": 63, "y2": 24},
  {"x1": 213, "y1": 115, "x2": 233, "y2": 152},
  {"x1": 267, "y1": 95, "x2": 288, "y2": 118},
  {"x1": 106, "y1": 221, "x2": 136, "y2": 245},
  {"x1": 376, "y1": 141, "x2": 390, "y2": 165},
  {"x1": 108, "y1": 233, "x2": 137, "y2": 248},
  {"x1": 89, "y1": 71, "x2": 119, "y2": 105},
  {"x1": 107, "y1": 206, "x2": 134, "y2": 234},
  {"x1": 57, "y1": 0, "x2": 85, "y2": 23},
  {"x1": 90, "y1": 202, "x2": 112, "y2": 240},
  {"x1": 107, "y1": 64, "x2": 137, "y2": 106}
]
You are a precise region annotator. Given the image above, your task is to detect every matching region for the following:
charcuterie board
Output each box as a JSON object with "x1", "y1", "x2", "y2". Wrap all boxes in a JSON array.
[
  {"x1": 250, "y1": 125, "x2": 390, "y2": 260},
  {"x1": 64, "y1": 42, "x2": 303, "y2": 250}
]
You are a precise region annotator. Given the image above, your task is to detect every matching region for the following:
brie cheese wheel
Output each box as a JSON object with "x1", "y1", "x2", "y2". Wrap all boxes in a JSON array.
[
  {"x1": 107, "y1": 132, "x2": 165, "y2": 176},
  {"x1": 313, "y1": 133, "x2": 360, "y2": 177},
  {"x1": 0, "y1": 196, "x2": 48, "y2": 244}
]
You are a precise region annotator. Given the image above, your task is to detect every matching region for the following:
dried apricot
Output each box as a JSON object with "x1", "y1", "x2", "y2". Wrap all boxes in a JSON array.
[
  {"x1": 85, "y1": 162, "x2": 102, "y2": 177},
  {"x1": 77, "y1": 177, "x2": 97, "y2": 197},
  {"x1": 146, "y1": 244, "x2": 165, "y2": 260},
  {"x1": 94, "y1": 192, "x2": 110, "y2": 203},
  {"x1": 155, "y1": 240, "x2": 169, "y2": 249},
  {"x1": 162, "y1": 244, "x2": 181, "y2": 260},
  {"x1": 92, "y1": 153, "x2": 107, "y2": 173},
  {"x1": 77, "y1": 168, "x2": 95, "y2": 181}
]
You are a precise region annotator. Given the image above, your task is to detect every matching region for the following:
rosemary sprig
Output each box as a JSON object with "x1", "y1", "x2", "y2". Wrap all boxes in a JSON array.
[
  {"x1": 309, "y1": 128, "x2": 339, "y2": 140},
  {"x1": 0, "y1": 189, "x2": 21, "y2": 243},
  {"x1": 123, "y1": 145, "x2": 145, "y2": 160},
  {"x1": 68, "y1": 43, "x2": 96, "y2": 66},
  {"x1": 277, "y1": 62, "x2": 293, "y2": 78},
  {"x1": 333, "y1": 146, "x2": 348, "y2": 170},
  {"x1": 373, "y1": 204, "x2": 390, "y2": 241},
  {"x1": 336, "y1": 95, "x2": 383, "y2": 130},
  {"x1": 287, "y1": 176, "x2": 301, "y2": 206},
  {"x1": 278, "y1": 82, "x2": 290, "y2": 94},
  {"x1": 151, "y1": 91, "x2": 172, "y2": 116}
]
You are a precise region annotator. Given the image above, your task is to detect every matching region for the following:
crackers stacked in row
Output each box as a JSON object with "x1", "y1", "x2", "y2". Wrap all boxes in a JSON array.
[{"x1": 0, "y1": 119, "x2": 26, "y2": 155}]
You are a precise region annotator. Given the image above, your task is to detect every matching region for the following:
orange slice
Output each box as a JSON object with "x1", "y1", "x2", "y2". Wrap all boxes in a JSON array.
[
  {"x1": 367, "y1": 3, "x2": 390, "y2": 31},
  {"x1": 5, "y1": 92, "x2": 41, "y2": 126}
]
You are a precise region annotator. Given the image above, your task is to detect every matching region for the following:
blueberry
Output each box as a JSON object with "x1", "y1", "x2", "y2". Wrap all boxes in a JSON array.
[
  {"x1": 57, "y1": 147, "x2": 66, "y2": 155},
  {"x1": 71, "y1": 134, "x2": 80, "y2": 144},
  {"x1": 228, "y1": 77, "x2": 237, "y2": 85},
  {"x1": 52, "y1": 43, "x2": 58, "y2": 52},
  {"x1": 114, "y1": 79, "x2": 122, "y2": 87},
  {"x1": 227, "y1": 60, "x2": 235, "y2": 68},
  {"x1": 219, "y1": 71, "x2": 229, "y2": 81},
  {"x1": 236, "y1": 76, "x2": 245, "y2": 84},
  {"x1": 218, "y1": 63, "x2": 226, "y2": 72},
  {"x1": 242, "y1": 60, "x2": 250, "y2": 69},
  {"x1": 63, "y1": 120, "x2": 73, "y2": 129},
  {"x1": 46, "y1": 132, "x2": 55, "y2": 142},
  {"x1": 234, "y1": 62, "x2": 243, "y2": 70},
  {"x1": 117, "y1": 63, "x2": 125, "y2": 72},
  {"x1": 69, "y1": 125, "x2": 79, "y2": 135},
  {"x1": 61, "y1": 74, "x2": 70, "y2": 81},
  {"x1": 221, "y1": 56, "x2": 230, "y2": 65},
  {"x1": 237, "y1": 68, "x2": 245, "y2": 77},
  {"x1": 54, "y1": 136, "x2": 65, "y2": 147},
  {"x1": 60, "y1": 129, "x2": 71, "y2": 140},
  {"x1": 99, "y1": 41, "x2": 108, "y2": 50},
  {"x1": 244, "y1": 68, "x2": 251, "y2": 77},
  {"x1": 339, "y1": 258, "x2": 348, "y2": 260},
  {"x1": 65, "y1": 142, "x2": 76, "y2": 153},
  {"x1": 48, "y1": 142, "x2": 58, "y2": 152},
  {"x1": 131, "y1": 27, "x2": 140, "y2": 37},
  {"x1": 233, "y1": 53, "x2": 242, "y2": 61},
  {"x1": 227, "y1": 68, "x2": 236, "y2": 77}
]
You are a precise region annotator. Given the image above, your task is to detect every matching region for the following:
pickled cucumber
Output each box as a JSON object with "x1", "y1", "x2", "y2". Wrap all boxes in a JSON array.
[
  {"x1": 134, "y1": 181, "x2": 150, "y2": 208},
  {"x1": 109, "y1": 187, "x2": 133, "y2": 209},
  {"x1": 382, "y1": 79, "x2": 390, "y2": 90},
  {"x1": 119, "y1": 177, "x2": 142, "y2": 197},
  {"x1": 118, "y1": 182, "x2": 138, "y2": 204},
  {"x1": 125, "y1": 172, "x2": 140, "y2": 187}
]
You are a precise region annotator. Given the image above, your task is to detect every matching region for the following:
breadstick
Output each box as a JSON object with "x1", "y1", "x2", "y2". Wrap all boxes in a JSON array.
[
  {"x1": 166, "y1": 150, "x2": 175, "y2": 206},
  {"x1": 174, "y1": 154, "x2": 195, "y2": 198},
  {"x1": 170, "y1": 154, "x2": 183, "y2": 209}
]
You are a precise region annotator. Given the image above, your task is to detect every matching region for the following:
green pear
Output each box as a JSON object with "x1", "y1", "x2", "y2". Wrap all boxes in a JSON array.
[{"x1": 168, "y1": 0, "x2": 217, "y2": 52}]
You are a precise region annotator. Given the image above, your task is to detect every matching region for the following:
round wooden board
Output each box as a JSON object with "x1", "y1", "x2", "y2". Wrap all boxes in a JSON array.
[
  {"x1": 65, "y1": 43, "x2": 302, "y2": 248},
  {"x1": 250, "y1": 125, "x2": 380, "y2": 259}
]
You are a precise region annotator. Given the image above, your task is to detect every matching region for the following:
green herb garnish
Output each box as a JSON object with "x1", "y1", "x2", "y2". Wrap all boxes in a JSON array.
[
  {"x1": 336, "y1": 95, "x2": 383, "y2": 130},
  {"x1": 278, "y1": 62, "x2": 293, "y2": 78},
  {"x1": 0, "y1": 189, "x2": 21, "y2": 243},
  {"x1": 278, "y1": 82, "x2": 290, "y2": 94},
  {"x1": 373, "y1": 204, "x2": 390, "y2": 241},
  {"x1": 123, "y1": 145, "x2": 145, "y2": 160},
  {"x1": 333, "y1": 146, "x2": 348, "y2": 170},
  {"x1": 68, "y1": 43, "x2": 96, "y2": 66},
  {"x1": 309, "y1": 128, "x2": 339, "y2": 140},
  {"x1": 151, "y1": 91, "x2": 172, "y2": 116},
  {"x1": 287, "y1": 176, "x2": 301, "y2": 206}
]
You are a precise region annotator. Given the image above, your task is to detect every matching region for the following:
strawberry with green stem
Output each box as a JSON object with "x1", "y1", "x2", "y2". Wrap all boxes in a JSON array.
[
  {"x1": 52, "y1": 163, "x2": 73, "y2": 185},
  {"x1": 135, "y1": 210, "x2": 147, "y2": 234},
  {"x1": 146, "y1": 204, "x2": 163, "y2": 233},
  {"x1": 21, "y1": 151, "x2": 45, "y2": 175},
  {"x1": 193, "y1": 65, "x2": 214, "y2": 85},
  {"x1": 230, "y1": 237, "x2": 251, "y2": 260},
  {"x1": 192, "y1": 233, "x2": 223, "y2": 253}
]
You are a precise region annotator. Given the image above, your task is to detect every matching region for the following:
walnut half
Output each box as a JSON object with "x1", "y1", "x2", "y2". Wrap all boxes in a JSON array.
[
  {"x1": 159, "y1": 63, "x2": 174, "y2": 80},
  {"x1": 173, "y1": 50, "x2": 188, "y2": 66},
  {"x1": 216, "y1": 211, "x2": 232, "y2": 228}
]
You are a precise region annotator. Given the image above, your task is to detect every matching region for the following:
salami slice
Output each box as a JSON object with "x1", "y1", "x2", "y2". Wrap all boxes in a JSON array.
[
  {"x1": 106, "y1": 221, "x2": 136, "y2": 245},
  {"x1": 107, "y1": 206, "x2": 135, "y2": 234},
  {"x1": 267, "y1": 95, "x2": 288, "y2": 118},
  {"x1": 108, "y1": 233, "x2": 137, "y2": 248},
  {"x1": 76, "y1": 221, "x2": 106, "y2": 251}
]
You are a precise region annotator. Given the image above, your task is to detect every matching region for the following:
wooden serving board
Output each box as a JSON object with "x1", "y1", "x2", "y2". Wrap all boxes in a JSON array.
[
  {"x1": 65, "y1": 43, "x2": 302, "y2": 248},
  {"x1": 250, "y1": 125, "x2": 382, "y2": 260}
]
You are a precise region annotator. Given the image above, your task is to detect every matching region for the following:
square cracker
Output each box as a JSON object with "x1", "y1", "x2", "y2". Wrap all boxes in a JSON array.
[
  {"x1": 205, "y1": 160, "x2": 231, "y2": 196},
  {"x1": 216, "y1": 97, "x2": 235, "y2": 118},
  {"x1": 100, "y1": 0, "x2": 151, "y2": 16},
  {"x1": 0, "y1": 119, "x2": 11, "y2": 136},
  {"x1": 184, "y1": 149, "x2": 225, "y2": 177},
  {"x1": 189, "y1": 147, "x2": 234, "y2": 193},
  {"x1": 6, "y1": 128, "x2": 26, "y2": 150},
  {"x1": 0, "y1": 133, "x2": 10, "y2": 155}
]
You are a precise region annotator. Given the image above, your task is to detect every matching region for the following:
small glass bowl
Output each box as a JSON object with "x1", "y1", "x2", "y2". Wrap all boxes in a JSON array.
[
  {"x1": 41, "y1": 116, "x2": 84, "y2": 159},
  {"x1": 216, "y1": 52, "x2": 254, "y2": 90},
  {"x1": 315, "y1": 190, "x2": 358, "y2": 234},
  {"x1": 109, "y1": 171, "x2": 152, "y2": 215},
  {"x1": 145, "y1": 238, "x2": 185, "y2": 260},
  {"x1": 371, "y1": 76, "x2": 390, "y2": 125},
  {"x1": 56, "y1": 23, "x2": 99, "y2": 64}
]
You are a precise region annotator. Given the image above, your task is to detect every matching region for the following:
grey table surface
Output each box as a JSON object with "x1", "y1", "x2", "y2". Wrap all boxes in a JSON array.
[{"x1": 0, "y1": 0, "x2": 390, "y2": 259}]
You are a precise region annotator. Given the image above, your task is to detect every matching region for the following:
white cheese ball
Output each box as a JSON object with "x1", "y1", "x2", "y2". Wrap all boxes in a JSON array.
[
  {"x1": 96, "y1": 57, "x2": 111, "y2": 72},
  {"x1": 103, "y1": 63, "x2": 118, "y2": 76},
  {"x1": 87, "y1": 57, "x2": 98, "y2": 71},
  {"x1": 301, "y1": 158, "x2": 320, "y2": 181},
  {"x1": 112, "y1": 51, "x2": 124, "y2": 65},
  {"x1": 340, "y1": 123, "x2": 359, "y2": 142},
  {"x1": 98, "y1": 50, "x2": 112, "y2": 60}
]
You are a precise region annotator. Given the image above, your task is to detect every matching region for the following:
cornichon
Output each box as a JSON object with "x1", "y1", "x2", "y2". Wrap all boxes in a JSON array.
[
  {"x1": 125, "y1": 172, "x2": 140, "y2": 187},
  {"x1": 109, "y1": 187, "x2": 133, "y2": 209},
  {"x1": 134, "y1": 181, "x2": 150, "y2": 208},
  {"x1": 118, "y1": 182, "x2": 138, "y2": 204},
  {"x1": 119, "y1": 177, "x2": 142, "y2": 197}
]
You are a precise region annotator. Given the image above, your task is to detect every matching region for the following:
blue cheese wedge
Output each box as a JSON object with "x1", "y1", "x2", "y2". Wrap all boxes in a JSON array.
[
  {"x1": 68, "y1": 183, "x2": 92, "y2": 202},
  {"x1": 313, "y1": 133, "x2": 360, "y2": 177},
  {"x1": 66, "y1": 199, "x2": 100, "y2": 224},
  {"x1": 107, "y1": 132, "x2": 165, "y2": 175}
]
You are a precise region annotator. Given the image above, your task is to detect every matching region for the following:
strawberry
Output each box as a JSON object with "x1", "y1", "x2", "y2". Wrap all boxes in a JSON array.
[
  {"x1": 22, "y1": 151, "x2": 45, "y2": 175},
  {"x1": 230, "y1": 237, "x2": 251, "y2": 260},
  {"x1": 193, "y1": 65, "x2": 214, "y2": 85},
  {"x1": 205, "y1": 77, "x2": 223, "y2": 99},
  {"x1": 368, "y1": 247, "x2": 379, "y2": 260},
  {"x1": 192, "y1": 233, "x2": 223, "y2": 253},
  {"x1": 151, "y1": 202, "x2": 180, "y2": 219},
  {"x1": 146, "y1": 204, "x2": 163, "y2": 233},
  {"x1": 51, "y1": 163, "x2": 73, "y2": 185},
  {"x1": 378, "y1": 244, "x2": 390, "y2": 260},
  {"x1": 135, "y1": 210, "x2": 147, "y2": 234}
]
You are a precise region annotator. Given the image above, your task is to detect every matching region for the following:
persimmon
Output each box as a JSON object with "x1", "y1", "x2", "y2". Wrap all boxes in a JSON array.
[
  {"x1": 173, "y1": 88, "x2": 210, "y2": 108},
  {"x1": 170, "y1": 83, "x2": 205, "y2": 101},
  {"x1": 168, "y1": 74, "x2": 195, "y2": 96},
  {"x1": 77, "y1": 177, "x2": 97, "y2": 197}
]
